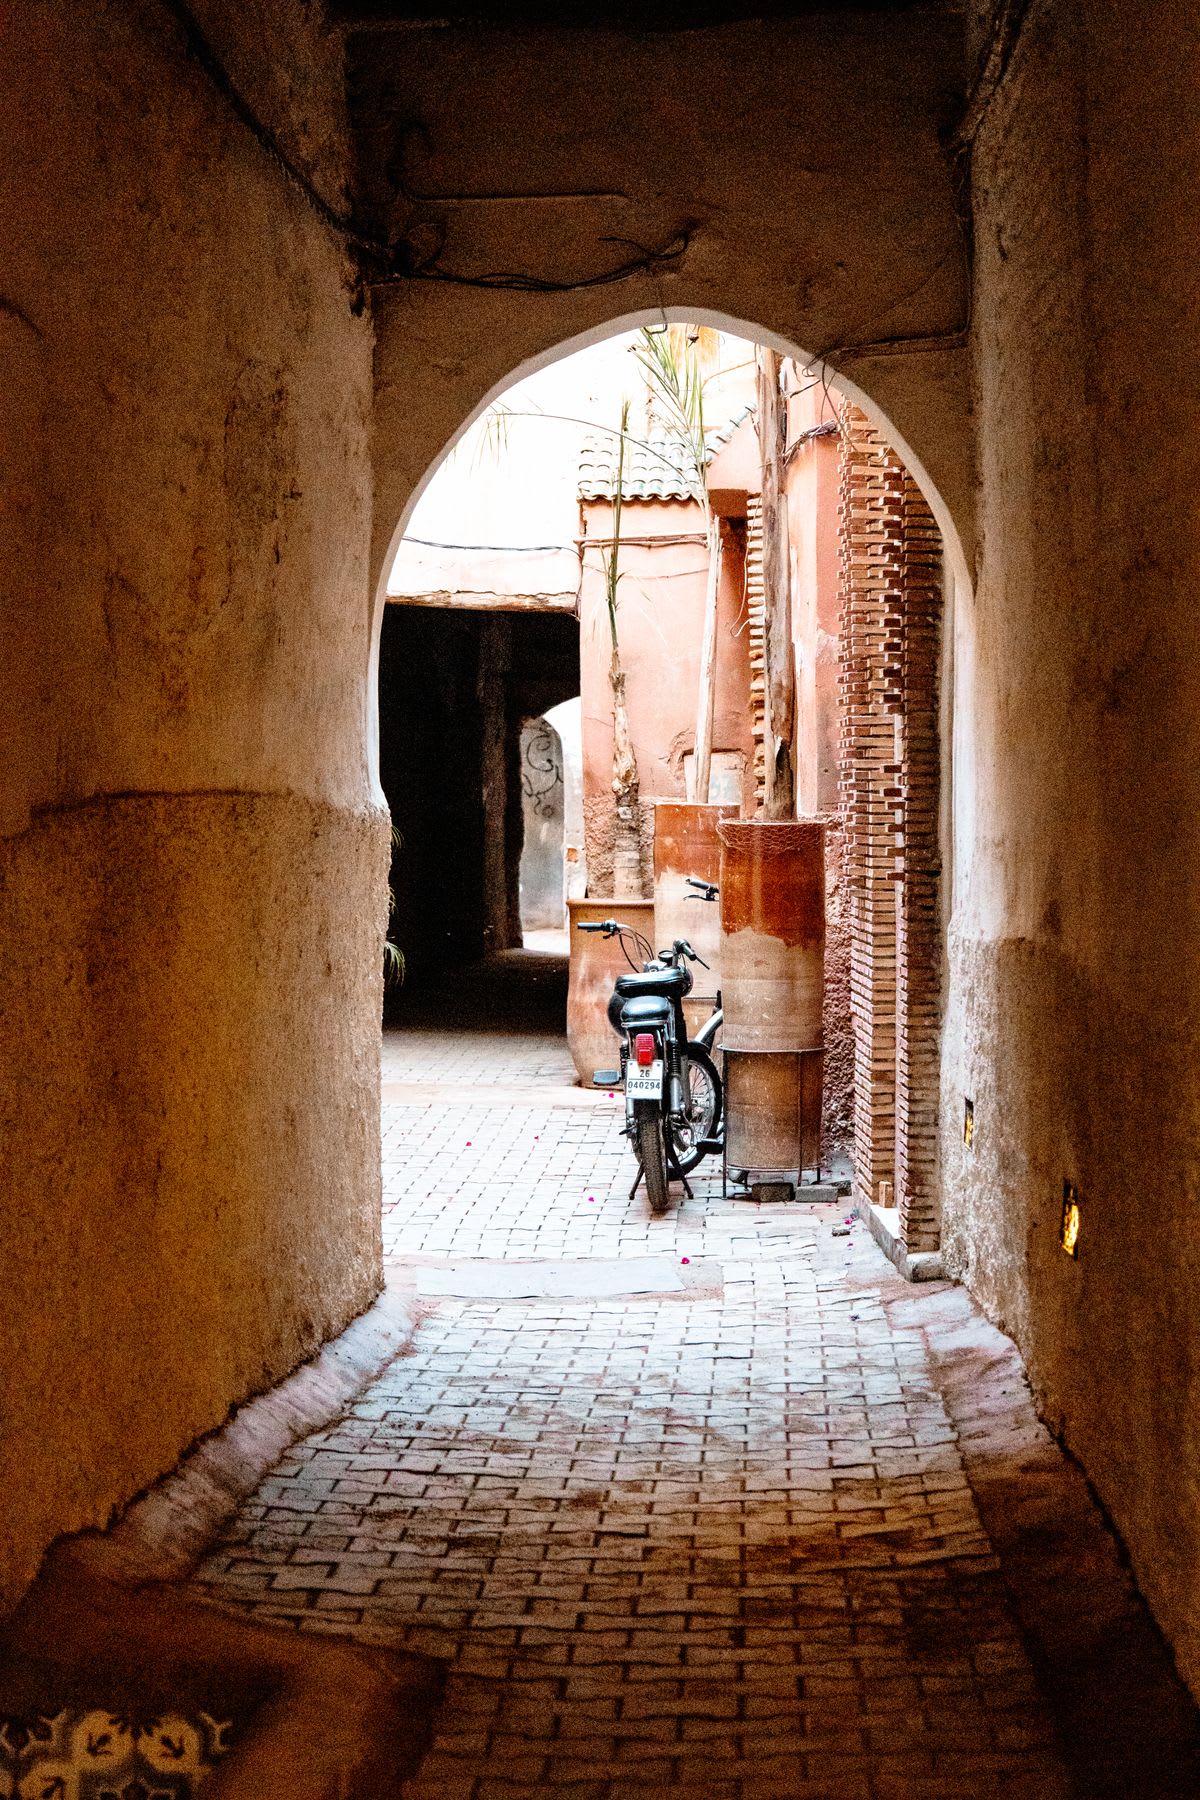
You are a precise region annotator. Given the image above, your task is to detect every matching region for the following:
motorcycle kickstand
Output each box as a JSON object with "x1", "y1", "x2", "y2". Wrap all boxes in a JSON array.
[
  {"x1": 629, "y1": 1134, "x2": 693, "y2": 1202},
  {"x1": 665, "y1": 1134, "x2": 694, "y2": 1200}
]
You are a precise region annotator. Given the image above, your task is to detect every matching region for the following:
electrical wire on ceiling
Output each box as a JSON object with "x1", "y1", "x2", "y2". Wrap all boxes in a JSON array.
[
  {"x1": 381, "y1": 227, "x2": 692, "y2": 292},
  {"x1": 400, "y1": 533, "x2": 709, "y2": 552},
  {"x1": 157, "y1": 0, "x2": 692, "y2": 294},
  {"x1": 402, "y1": 537, "x2": 572, "y2": 553}
]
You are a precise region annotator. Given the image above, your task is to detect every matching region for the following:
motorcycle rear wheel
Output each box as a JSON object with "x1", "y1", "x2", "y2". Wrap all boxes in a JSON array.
[
  {"x1": 670, "y1": 1043, "x2": 723, "y2": 1174},
  {"x1": 634, "y1": 1103, "x2": 670, "y2": 1215}
]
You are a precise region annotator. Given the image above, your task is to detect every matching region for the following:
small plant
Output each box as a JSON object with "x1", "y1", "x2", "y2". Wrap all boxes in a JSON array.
[{"x1": 384, "y1": 826, "x2": 405, "y2": 986}]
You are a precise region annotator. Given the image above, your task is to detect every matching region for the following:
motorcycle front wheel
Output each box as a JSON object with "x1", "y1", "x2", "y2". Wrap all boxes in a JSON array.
[
  {"x1": 670, "y1": 1043, "x2": 723, "y2": 1174},
  {"x1": 634, "y1": 1102, "x2": 670, "y2": 1215}
]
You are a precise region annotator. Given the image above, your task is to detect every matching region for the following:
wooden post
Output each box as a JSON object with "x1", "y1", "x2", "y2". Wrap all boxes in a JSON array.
[
  {"x1": 756, "y1": 347, "x2": 795, "y2": 820},
  {"x1": 478, "y1": 614, "x2": 514, "y2": 951},
  {"x1": 690, "y1": 511, "x2": 722, "y2": 804}
]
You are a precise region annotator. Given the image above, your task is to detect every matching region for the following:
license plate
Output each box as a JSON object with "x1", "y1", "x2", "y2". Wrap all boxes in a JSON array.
[{"x1": 625, "y1": 1059, "x2": 664, "y2": 1099}]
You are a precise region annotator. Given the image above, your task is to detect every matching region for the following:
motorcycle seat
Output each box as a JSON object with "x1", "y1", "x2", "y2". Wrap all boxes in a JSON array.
[
  {"x1": 614, "y1": 967, "x2": 687, "y2": 999},
  {"x1": 618, "y1": 995, "x2": 672, "y2": 1029}
]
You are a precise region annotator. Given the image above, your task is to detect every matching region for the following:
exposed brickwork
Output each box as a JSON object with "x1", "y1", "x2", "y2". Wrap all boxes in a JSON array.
[
  {"x1": 837, "y1": 408, "x2": 943, "y2": 1253},
  {"x1": 892, "y1": 479, "x2": 943, "y2": 1252},
  {"x1": 744, "y1": 496, "x2": 767, "y2": 807},
  {"x1": 820, "y1": 817, "x2": 854, "y2": 1162},
  {"x1": 838, "y1": 410, "x2": 900, "y2": 1219}
]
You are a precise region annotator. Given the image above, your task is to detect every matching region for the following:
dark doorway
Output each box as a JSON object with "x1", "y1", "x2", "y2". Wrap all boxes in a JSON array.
[{"x1": 378, "y1": 604, "x2": 579, "y2": 1003}]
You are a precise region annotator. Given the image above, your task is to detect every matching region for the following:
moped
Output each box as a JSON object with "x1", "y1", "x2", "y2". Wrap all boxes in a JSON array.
[{"x1": 576, "y1": 880, "x2": 723, "y2": 1213}]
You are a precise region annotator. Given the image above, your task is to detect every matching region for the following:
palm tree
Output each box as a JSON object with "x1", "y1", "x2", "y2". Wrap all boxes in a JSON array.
[{"x1": 465, "y1": 337, "x2": 732, "y2": 881}]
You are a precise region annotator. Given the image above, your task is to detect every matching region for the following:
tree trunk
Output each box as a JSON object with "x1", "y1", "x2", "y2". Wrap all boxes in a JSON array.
[
  {"x1": 610, "y1": 657, "x2": 643, "y2": 896},
  {"x1": 691, "y1": 510, "x2": 722, "y2": 804},
  {"x1": 756, "y1": 347, "x2": 795, "y2": 819}
]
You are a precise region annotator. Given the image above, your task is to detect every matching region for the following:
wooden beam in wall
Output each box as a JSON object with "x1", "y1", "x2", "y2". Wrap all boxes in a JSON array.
[
  {"x1": 755, "y1": 346, "x2": 796, "y2": 820},
  {"x1": 386, "y1": 590, "x2": 578, "y2": 613}
]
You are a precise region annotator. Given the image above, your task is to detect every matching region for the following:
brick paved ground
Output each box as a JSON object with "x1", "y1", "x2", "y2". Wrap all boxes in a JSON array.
[
  {"x1": 381, "y1": 1020, "x2": 576, "y2": 1090},
  {"x1": 187, "y1": 989, "x2": 1078, "y2": 1798}
]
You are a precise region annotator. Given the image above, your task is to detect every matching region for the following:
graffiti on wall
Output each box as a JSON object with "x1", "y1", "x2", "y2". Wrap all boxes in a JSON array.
[
  {"x1": 522, "y1": 719, "x2": 564, "y2": 821},
  {"x1": 520, "y1": 717, "x2": 566, "y2": 931}
]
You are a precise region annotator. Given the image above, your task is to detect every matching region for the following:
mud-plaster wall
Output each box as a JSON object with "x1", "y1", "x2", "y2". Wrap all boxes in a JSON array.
[
  {"x1": 781, "y1": 383, "x2": 850, "y2": 1157},
  {"x1": 580, "y1": 503, "x2": 754, "y2": 897},
  {"x1": 0, "y1": 4, "x2": 380, "y2": 1607},
  {"x1": 16, "y1": 0, "x2": 1198, "y2": 1712},
  {"x1": 362, "y1": 14, "x2": 975, "y2": 603},
  {"x1": 940, "y1": 0, "x2": 1200, "y2": 1698},
  {"x1": 519, "y1": 720, "x2": 567, "y2": 933}
]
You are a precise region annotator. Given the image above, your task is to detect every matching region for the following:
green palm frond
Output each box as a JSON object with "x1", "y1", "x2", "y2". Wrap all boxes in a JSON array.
[
  {"x1": 634, "y1": 325, "x2": 708, "y2": 505},
  {"x1": 385, "y1": 823, "x2": 404, "y2": 982},
  {"x1": 474, "y1": 401, "x2": 516, "y2": 468}
]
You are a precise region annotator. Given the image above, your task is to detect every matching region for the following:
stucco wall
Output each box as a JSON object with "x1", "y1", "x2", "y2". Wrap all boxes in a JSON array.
[
  {"x1": 13, "y1": 0, "x2": 1199, "y2": 1714},
  {"x1": 519, "y1": 719, "x2": 567, "y2": 932},
  {"x1": 580, "y1": 502, "x2": 753, "y2": 895},
  {"x1": 362, "y1": 12, "x2": 974, "y2": 603},
  {"x1": 940, "y1": 0, "x2": 1200, "y2": 1699},
  {"x1": 0, "y1": 3, "x2": 380, "y2": 1606},
  {"x1": 785, "y1": 383, "x2": 842, "y2": 820}
]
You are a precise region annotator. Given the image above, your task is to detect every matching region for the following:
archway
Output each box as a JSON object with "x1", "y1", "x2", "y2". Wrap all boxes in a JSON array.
[
  {"x1": 368, "y1": 308, "x2": 971, "y2": 810},
  {"x1": 375, "y1": 312, "x2": 971, "y2": 1267},
  {"x1": 8, "y1": 6, "x2": 1200, "y2": 1762}
]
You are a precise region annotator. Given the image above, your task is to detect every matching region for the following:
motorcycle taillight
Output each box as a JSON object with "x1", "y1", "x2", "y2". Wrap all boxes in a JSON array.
[{"x1": 634, "y1": 1033, "x2": 656, "y2": 1067}]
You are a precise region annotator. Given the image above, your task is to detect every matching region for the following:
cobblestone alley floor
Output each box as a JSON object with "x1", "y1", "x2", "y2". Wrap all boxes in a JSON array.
[{"x1": 181, "y1": 962, "x2": 1199, "y2": 1799}]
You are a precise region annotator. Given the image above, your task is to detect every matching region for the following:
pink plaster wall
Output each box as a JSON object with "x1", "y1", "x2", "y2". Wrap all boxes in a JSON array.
[
  {"x1": 783, "y1": 376, "x2": 851, "y2": 1155},
  {"x1": 580, "y1": 498, "x2": 754, "y2": 893},
  {"x1": 784, "y1": 378, "x2": 842, "y2": 818}
]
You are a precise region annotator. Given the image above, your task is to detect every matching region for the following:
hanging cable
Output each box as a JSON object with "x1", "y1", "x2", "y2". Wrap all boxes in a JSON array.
[
  {"x1": 156, "y1": 0, "x2": 694, "y2": 294},
  {"x1": 156, "y1": 0, "x2": 386, "y2": 254},
  {"x1": 381, "y1": 229, "x2": 693, "y2": 293}
]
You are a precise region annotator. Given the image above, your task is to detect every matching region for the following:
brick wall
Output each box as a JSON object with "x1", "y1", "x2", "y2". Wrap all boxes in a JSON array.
[
  {"x1": 838, "y1": 404, "x2": 943, "y2": 1251},
  {"x1": 893, "y1": 474, "x2": 943, "y2": 1250}
]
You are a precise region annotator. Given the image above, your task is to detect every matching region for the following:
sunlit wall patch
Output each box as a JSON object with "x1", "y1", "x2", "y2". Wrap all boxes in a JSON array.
[
  {"x1": 1061, "y1": 1181, "x2": 1081, "y2": 1257},
  {"x1": 963, "y1": 1097, "x2": 974, "y2": 1149}
]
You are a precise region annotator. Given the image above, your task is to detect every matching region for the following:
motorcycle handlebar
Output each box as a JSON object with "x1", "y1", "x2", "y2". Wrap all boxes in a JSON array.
[{"x1": 684, "y1": 876, "x2": 719, "y2": 901}]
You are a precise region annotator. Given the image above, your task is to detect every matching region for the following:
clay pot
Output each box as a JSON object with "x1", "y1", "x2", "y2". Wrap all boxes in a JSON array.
[
  {"x1": 652, "y1": 801, "x2": 735, "y2": 1037},
  {"x1": 566, "y1": 896, "x2": 656, "y2": 1086}
]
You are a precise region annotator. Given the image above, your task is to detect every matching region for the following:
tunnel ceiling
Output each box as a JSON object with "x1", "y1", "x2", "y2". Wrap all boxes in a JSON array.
[{"x1": 330, "y1": 0, "x2": 962, "y2": 24}]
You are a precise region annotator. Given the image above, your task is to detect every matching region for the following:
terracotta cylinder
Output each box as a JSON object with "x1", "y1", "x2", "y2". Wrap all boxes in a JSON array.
[
  {"x1": 566, "y1": 896, "x2": 655, "y2": 1085},
  {"x1": 724, "y1": 1049, "x2": 824, "y2": 1175},
  {"x1": 719, "y1": 818, "x2": 825, "y2": 1174},
  {"x1": 718, "y1": 818, "x2": 825, "y2": 1051},
  {"x1": 652, "y1": 801, "x2": 735, "y2": 1036}
]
